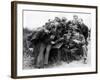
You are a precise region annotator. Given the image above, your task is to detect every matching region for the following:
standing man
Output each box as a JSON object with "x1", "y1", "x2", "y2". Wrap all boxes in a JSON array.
[
  {"x1": 43, "y1": 23, "x2": 57, "y2": 66},
  {"x1": 31, "y1": 27, "x2": 48, "y2": 68},
  {"x1": 61, "y1": 17, "x2": 68, "y2": 33},
  {"x1": 78, "y1": 18, "x2": 89, "y2": 41},
  {"x1": 72, "y1": 15, "x2": 79, "y2": 25}
]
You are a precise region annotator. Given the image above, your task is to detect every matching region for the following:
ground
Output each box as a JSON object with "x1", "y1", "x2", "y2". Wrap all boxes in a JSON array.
[{"x1": 23, "y1": 41, "x2": 91, "y2": 69}]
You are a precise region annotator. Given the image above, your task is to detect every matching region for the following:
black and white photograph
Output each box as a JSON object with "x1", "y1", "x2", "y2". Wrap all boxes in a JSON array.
[
  {"x1": 11, "y1": 1, "x2": 97, "y2": 78},
  {"x1": 23, "y1": 12, "x2": 91, "y2": 69}
]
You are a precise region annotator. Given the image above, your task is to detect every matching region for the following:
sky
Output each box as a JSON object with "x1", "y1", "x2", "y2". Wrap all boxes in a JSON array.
[{"x1": 23, "y1": 10, "x2": 91, "y2": 30}]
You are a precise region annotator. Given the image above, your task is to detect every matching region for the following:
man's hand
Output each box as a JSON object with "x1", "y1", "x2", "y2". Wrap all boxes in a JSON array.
[
  {"x1": 45, "y1": 29, "x2": 50, "y2": 33},
  {"x1": 51, "y1": 41, "x2": 55, "y2": 44},
  {"x1": 50, "y1": 35, "x2": 55, "y2": 39},
  {"x1": 73, "y1": 39, "x2": 81, "y2": 44}
]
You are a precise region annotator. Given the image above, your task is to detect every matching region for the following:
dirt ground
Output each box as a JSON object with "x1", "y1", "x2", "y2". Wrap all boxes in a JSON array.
[{"x1": 23, "y1": 41, "x2": 91, "y2": 69}]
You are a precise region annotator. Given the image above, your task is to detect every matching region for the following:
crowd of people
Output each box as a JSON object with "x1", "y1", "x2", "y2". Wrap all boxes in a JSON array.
[{"x1": 27, "y1": 15, "x2": 90, "y2": 68}]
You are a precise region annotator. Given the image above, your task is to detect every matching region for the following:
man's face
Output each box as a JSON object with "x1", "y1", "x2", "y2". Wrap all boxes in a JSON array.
[
  {"x1": 55, "y1": 17, "x2": 60, "y2": 22},
  {"x1": 67, "y1": 32, "x2": 71, "y2": 39},
  {"x1": 62, "y1": 17, "x2": 67, "y2": 22},
  {"x1": 64, "y1": 32, "x2": 71, "y2": 40},
  {"x1": 64, "y1": 35, "x2": 67, "y2": 39},
  {"x1": 78, "y1": 19, "x2": 83, "y2": 24},
  {"x1": 51, "y1": 27, "x2": 56, "y2": 32},
  {"x1": 73, "y1": 15, "x2": 78, "y2": 20},
  {"x1": 72, "y1": 30, "x2": 77, "y2": 34}
]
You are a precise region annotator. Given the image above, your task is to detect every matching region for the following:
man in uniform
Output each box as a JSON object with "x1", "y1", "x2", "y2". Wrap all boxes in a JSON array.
[
  {"x1": 30, "y1": 27, "x2": 49, "y2": 68},
  {"x1": 78, "y1": 18, "x2": 89, "y2": 41},
  {"x1": 72, "y1": 15, "x2": 79, "y2": 25},
  {"x1": 61, "y1": 17, "x2": 69, "y2": 34},
  {"x1": 52, "y1": 30, "x2": 72, "y2": 63},
  {"x1": 61, "y1": 31, "x2": 72, "y2": 63},
  {"x1": 71, "y1": 30, "x2": 87, "y2": 63},
  {"x1": 43, "y1": 23, "x2": 57, "y2": 66}
]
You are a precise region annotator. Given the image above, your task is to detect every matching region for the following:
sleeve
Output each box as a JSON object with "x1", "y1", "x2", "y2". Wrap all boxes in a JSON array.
[{"x1": 80, "y1": 34, "x2": 85, "y2": 45}]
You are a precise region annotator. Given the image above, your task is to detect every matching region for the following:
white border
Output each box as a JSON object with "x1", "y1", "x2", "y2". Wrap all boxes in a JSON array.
[{"x1": 17, "y1": 3, "x2": 96, "y2": 76}]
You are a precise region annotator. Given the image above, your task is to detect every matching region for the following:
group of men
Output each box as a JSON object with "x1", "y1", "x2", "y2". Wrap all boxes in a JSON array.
[{"x1": 28, "y1": 15, "x2": 89, "y2": 68}]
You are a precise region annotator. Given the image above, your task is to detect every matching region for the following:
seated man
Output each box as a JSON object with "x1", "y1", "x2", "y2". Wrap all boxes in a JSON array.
[
  {"x1": 71, "y1": 30, "x2": 87, "y2": 63},
  {"x1": 52, "y1": 30, "x2": 72, "y2": 63},
  {"x1": 61, "y1": 31, "x2": 72, "y2": 63}
]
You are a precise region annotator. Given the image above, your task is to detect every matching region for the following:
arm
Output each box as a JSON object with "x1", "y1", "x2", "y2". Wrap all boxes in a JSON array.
[
  {"x1": 53, "y1": 37, "x2": 64, "y2": 44},
  {"x1": 75, "y1": 34, "x2": 85, "y2": 45}
]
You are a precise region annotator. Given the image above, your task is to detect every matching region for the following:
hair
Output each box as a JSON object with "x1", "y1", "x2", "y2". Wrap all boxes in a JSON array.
[
  {"x1": 73, "y1": 15, "x2": 78, "y2": 19},
  {"x1": 62, "y1": 17, "x2": 67, "y2": 21},
  {"x1": 54, "y1": 17, "x2": 61, "y2": 22}
]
